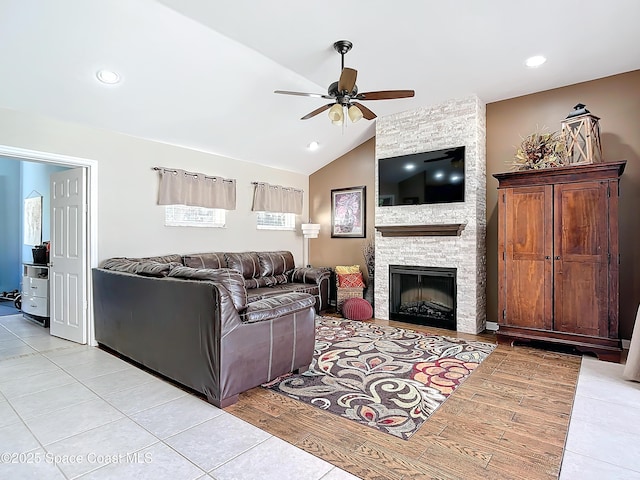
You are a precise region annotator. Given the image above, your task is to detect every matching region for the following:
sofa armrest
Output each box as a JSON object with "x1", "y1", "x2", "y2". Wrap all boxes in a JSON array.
[
  {"x1": 289, "y1": 267, "x2": 330, "y2": 312},
  {"x1": 289, "y1": 267, "x2": 329, "y2": 285}
]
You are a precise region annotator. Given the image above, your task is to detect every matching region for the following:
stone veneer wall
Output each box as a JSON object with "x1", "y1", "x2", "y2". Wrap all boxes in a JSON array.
[{"x1": 374, "y1": 95, "x2": 487, "y2": 333}]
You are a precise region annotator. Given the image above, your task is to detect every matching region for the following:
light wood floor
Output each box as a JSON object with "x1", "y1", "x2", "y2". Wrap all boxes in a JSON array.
[{"x1": 225, "y1": 318, "x2": 581, "y2": 480}]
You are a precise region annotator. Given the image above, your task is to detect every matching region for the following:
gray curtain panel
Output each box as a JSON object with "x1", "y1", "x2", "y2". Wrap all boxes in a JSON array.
[
  {"x1": 157, "y1": 168, "x2": 236, "y2": 210},
  {"x1": 623, "y1": 304, "x2": 640, "y2": 382},
  {"x1": 251, "y1": 182, "x2": 303, "y2": 215}
]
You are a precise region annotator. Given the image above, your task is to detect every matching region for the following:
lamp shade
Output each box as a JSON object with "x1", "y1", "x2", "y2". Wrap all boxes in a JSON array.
[
  {"x1": 328, "y1": 104, "x2": 343, "y2": 123},
  {"x1": 348, "y1": 105, "x2": 363, "y2": 123},
  {"x1": 301, "y1": 223, "x2": 321, "y2": 238}
]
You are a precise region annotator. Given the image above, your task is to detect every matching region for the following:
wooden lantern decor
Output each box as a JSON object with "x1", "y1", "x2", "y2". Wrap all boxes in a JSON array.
[{"x1": 561, "y1": 103, "x2": 602, "y2": 165}]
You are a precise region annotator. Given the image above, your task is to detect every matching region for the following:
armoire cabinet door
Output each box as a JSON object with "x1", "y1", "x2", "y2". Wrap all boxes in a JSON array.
[
  {"x1": 553, "y1": 180, "x2": 610, "y2": 336},
  {"x1": 502, "y1": 185, "x2": 553, "y2": 330}
]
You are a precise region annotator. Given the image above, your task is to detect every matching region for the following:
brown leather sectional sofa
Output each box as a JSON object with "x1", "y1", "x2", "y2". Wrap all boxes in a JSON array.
[{"x1": 92, "y1": 251, "x2": 329, "y2": 407}]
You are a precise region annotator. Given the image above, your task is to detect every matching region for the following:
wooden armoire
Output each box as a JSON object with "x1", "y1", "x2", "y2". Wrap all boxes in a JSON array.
[{"x1": 494, "y1": 161, "x2": 626, "y2": 362}]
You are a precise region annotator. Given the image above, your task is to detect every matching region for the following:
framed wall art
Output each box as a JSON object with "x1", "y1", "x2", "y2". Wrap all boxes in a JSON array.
[
  {"x1": 331, "y1": 186, "x2": 366, "y2": 238},
  {"x1": 23, "y1": 195, "x2": 43, "y2": 246}
]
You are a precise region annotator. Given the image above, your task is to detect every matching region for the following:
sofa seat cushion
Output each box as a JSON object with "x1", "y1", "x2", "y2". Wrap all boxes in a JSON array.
[
  {"x1": 182, "y1": 252, "x2": 227, "y2": 270},
  {"x1": 247, "y1": 284, "x2": 319, "y2": 302},
  {"x1": 243, "y1": 292, "x2": 315, "y2": 323},
  {"x1": 247, "y1": 287, "x2": 285, "y2": 303},
  {"x1": 273, "y1": 283, "x2": 320, "y2": 297},
  {"x1": 168, "y1": 266, "x2": 248, "y2": 311}
]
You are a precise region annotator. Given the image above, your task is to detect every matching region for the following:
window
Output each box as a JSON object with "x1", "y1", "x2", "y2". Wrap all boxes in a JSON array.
[
  {"x1": 256, "y1": 212, "x2": 296, "y2": 231},
  {"x1": 165, "y1": 205, "x2": 225, "y2": 228}
]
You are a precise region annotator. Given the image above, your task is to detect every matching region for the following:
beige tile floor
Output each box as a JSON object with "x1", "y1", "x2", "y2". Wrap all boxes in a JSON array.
[
  {"x1": 0, "y1": 314, "x2": 358, "y2": 480},
  {"x1": 559, "y1": 356, "x2": 640, "y2": 479},
  {"x1": 1, "y1": 313, "x2": 639, "y2": 479}
]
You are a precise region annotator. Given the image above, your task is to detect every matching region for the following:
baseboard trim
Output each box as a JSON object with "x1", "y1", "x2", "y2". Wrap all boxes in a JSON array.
[{"x1": 486, "y1": 322, "x2": 499, "y2": 331}]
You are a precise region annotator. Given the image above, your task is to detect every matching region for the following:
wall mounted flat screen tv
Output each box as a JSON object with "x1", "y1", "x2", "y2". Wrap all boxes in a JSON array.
[{"x1": 378, "y1": 146, "x2": 465, "y2": 206}]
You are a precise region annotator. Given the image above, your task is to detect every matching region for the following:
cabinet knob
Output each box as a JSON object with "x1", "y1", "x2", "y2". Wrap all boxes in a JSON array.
[
  {"x1": 545, "y1": 256, "x2": 551, "y2": 260},
  {"x1": 555, "y1": 256, "x2": 561, "y2": 260}
]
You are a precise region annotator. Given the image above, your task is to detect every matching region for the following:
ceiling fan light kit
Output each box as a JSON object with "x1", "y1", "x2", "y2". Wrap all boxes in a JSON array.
[
  {"x1": 348, "y1": 105, "x2": 363, "y2": 123},
  {"x1": 274, "y1": 40, "x2": 415, "y2": 126},
  {"x1": 328, "y1": 103, "x2": 343, "y2": 122}
]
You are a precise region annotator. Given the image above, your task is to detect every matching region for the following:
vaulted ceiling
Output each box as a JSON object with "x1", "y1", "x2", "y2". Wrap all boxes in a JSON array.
[{"x1": 1, "y1": 0, "x2": 639, "y2": 175}]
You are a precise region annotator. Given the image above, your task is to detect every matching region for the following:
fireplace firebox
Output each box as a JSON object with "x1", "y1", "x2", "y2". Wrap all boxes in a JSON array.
[{"x1": 389, "y1": 265, "x2": 457, "y2": 330}]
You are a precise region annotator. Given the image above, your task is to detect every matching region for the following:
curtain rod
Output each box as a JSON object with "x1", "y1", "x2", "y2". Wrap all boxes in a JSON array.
[
  {"x1": 153, "y1": 167, "x2": 234, "y2": 183},
  {"x1": 251, "y1": 181, "x2": 303, "y2": 192}
]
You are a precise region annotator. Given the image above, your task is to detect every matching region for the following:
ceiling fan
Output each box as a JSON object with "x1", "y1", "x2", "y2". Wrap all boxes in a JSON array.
[{"x1": 274, "y1": 40, "x2": 415, "y2": 125}]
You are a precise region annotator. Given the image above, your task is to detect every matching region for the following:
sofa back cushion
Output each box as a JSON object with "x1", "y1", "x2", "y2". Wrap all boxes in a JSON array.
[
  {"x1": 168, "y1": 266, "x2": 247, "y2": 310},
  {"x1": 101, "y1": 258, "x2": 178, "y2": 277},
  {"x1": 101, "y1": 257, "x2": 139, "y2": 273},
  {"x1": 257, "y1": 251, "x2": 294, "y2": 283},
  {"x1": 225, "y1": 252, "x2": 262, "y2": 287},
  {"x1": 136, "y1": 261, "x2": 180, "y2": 277},
  {"x1": 141, "y1": 254, "x2": 184, "y2": 265},
  {"x1": 183, "y1": 252, "x2": 227, "y2": 270}
]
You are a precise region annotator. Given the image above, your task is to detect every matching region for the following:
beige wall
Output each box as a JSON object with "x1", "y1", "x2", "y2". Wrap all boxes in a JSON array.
[
  {"x1": 0, "y1": 108, "x2": 308, "y2": 265},
  {"x1": 308, "y1": 138, "x2": 375, "y2": 281},
  {"x1": 487, "y1": 70, "x2": 640, "y2": 338},
  {"x1": 310, "y1": 70, "x2": 640, "y2": 338}
]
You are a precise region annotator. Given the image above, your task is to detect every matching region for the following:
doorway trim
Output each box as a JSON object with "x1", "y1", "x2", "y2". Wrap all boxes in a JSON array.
[{"x1": 0, "y1": 145, "x2": 98, "y2": 345}]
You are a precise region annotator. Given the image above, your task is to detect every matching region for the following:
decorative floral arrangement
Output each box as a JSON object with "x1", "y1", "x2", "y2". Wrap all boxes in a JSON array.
[{"x1": 511, "y1": 127, "x2": 567, "y2": 170}]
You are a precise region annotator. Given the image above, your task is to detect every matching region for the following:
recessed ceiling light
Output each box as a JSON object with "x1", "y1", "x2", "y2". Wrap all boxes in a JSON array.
[
  {"x1": 404, "y1": 164, "x2": 415, "y2": 171},
  {"x1": 96, "y1": 69, "x2": 121, "y2": 84},
  {"x1": 434, "y1": 171, "x2": 445, "y2": 179},
  {"x1": 525, "y1": 55, "x2": 547, "y2": 68},
  {"x1": 307, "y1": 141, "x2": 319, "y2": 151}
]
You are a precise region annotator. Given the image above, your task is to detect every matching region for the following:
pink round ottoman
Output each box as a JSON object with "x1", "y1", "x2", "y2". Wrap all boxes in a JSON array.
[{"x1": 342, "y1": 298, "x2": 373, "y2": 321}]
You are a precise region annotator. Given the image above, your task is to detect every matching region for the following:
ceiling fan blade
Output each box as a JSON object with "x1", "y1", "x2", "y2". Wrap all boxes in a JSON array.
[
  {"x1": 301, "y1": 103, "x2": 334, "y2": 120},
  {"x1": 355, "y1": 90, "x2": 415, "y2": 100},
  {"x1": 352, "y1": 102, "x2": 376, "y2": 120},
  {"x1": 274, "y1": 90, "x2": 333, "y2": 100},
  {"x1": 338, "y1": 68, "x2": 357, "y2": 93}
]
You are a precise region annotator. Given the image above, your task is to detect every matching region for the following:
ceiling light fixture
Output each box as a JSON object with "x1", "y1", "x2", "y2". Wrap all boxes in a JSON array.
[
  {"x1": 348, "y1": 105, "x2": 363, "y2": 123},
  {"x1": 307, "y1": 141, "x2": 319, "y2": 151},
  {"x1": 404, "y1": 164, "x2": 415, "y2": 171},
  {"x1": 525, "y1": 55, "x2": 547, "y2": 68},
  {"x1": 328, "y1": 103, "x2": 343, "y2": 124},
  {"x1": 96, "y1": 69, "x2": 121, "y2": 84},
  {"x1": 327, "y1": 104, "x2": 364, "y2": 126}
]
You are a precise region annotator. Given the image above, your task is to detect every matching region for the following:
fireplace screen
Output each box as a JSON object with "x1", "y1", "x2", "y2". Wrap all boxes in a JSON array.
[{"x1": 389, "y1": 265, "x2": 457, "y2": 330}]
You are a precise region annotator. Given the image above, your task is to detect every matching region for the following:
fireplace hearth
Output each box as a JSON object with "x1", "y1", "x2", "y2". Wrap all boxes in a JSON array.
[{"x1": 389, "y1": 265, "x2": 457, "y2": 330}]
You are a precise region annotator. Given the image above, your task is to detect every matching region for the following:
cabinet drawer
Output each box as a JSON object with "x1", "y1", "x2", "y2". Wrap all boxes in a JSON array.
[
  {"x1": 21, "y1": 295, "x2": 49, "y2": 317},
  {"x1": 22, "y1": 276, "x2": 49, "y2": 298}
]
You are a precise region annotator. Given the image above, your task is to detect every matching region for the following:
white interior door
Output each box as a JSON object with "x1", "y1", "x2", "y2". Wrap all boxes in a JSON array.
[{"x1": 50, "y1": 167, "x2": 87, "y2": 343}]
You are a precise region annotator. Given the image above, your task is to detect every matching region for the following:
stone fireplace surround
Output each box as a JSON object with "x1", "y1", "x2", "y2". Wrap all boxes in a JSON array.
[{"x1": 374, "y1": 95, "x2": 487, "y2": 334}]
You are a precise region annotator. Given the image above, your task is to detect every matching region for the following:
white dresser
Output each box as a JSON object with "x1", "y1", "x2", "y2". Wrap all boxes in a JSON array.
[{"x1": 22, "y1": 263, "x2": 50, "y2": 327}]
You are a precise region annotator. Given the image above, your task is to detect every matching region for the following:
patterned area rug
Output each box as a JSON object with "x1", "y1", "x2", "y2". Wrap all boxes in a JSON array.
[{"x1": 264, "y1": 317, "x2": 496, "y2": 439}]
